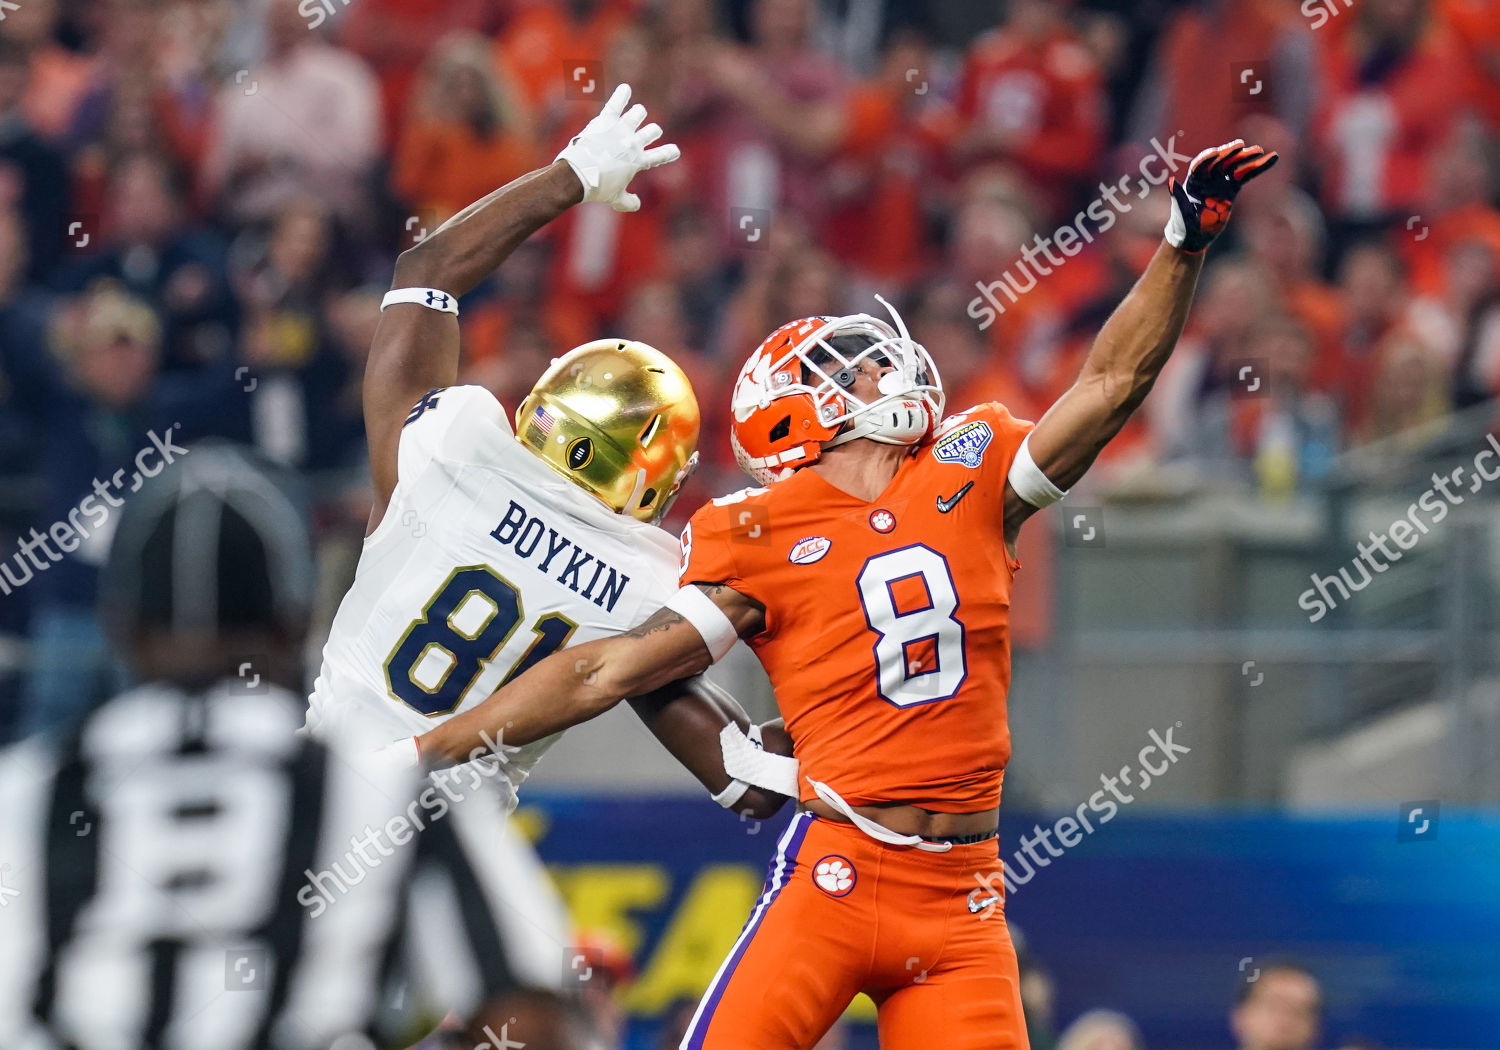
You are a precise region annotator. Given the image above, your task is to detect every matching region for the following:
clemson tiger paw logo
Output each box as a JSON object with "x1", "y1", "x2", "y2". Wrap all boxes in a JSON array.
[
  {"x1": 813, "y1": 855, "x2": 856, "y2": 896},
  {"x1": 868, "y1": 509, "x2": 897, "y2": 534},
  {"x1": 1201, "y1": 198, "x2": 1231, "y2": 232}
]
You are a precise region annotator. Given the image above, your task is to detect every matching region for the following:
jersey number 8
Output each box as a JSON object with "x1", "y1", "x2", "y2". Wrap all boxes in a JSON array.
[
  {"x1": 385, "y1": 565, "x2": 577, "y2": 716},
  {"x1": 856, "y1": 544, "x2": 967, "y2": 707}
]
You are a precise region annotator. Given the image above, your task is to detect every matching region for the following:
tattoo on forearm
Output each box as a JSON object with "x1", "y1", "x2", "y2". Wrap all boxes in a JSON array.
[{"x1": 624, "y1": 607, "x2": 687, "y2": 639}]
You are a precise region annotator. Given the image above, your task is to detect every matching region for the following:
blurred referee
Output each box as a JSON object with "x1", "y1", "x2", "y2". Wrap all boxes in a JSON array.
[{"x1": 0, "y1": 445, "x2": 589, "y2": 1050}]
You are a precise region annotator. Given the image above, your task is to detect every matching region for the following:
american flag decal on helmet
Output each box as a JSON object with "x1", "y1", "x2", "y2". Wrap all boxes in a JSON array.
[{"x1": 532, "y1": 405, "x2": 556, "y2": 435}]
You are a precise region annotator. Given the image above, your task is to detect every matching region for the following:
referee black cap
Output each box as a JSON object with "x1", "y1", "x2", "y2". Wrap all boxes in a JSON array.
[{"x1": 99, "y1": 442, "x2": 314, "y2": 636}]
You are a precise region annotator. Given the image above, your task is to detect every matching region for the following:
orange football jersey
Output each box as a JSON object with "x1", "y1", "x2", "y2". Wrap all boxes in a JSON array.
[{"x1": 680, "y1": 402, "x2": 1034, "y2": 813}]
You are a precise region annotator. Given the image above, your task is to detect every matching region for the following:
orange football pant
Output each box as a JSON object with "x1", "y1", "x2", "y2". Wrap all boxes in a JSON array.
[{"x1": 680, "y1": 811, "x2": 1029, "y2": 1050}]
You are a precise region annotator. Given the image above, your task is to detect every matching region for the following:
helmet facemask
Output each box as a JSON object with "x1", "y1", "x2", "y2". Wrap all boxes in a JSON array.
[{"x1": 786, "y1": 296, "x2": 945, "y2": 450}]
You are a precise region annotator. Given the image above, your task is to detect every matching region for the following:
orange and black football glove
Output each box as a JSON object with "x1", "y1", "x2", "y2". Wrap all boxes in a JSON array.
[{"x1": 1165, "y1": 139, "x2": 1278, "y2": 253}]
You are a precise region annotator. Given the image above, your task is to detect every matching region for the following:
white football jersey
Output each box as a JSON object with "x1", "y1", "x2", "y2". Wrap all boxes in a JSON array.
[{"x1": 307, "y1": 385, "x2": 682, "y2": 806}]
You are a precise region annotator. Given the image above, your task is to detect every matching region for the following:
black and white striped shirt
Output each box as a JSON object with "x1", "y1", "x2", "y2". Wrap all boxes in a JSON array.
[{"x1": 0, "y1": 679, "x2": 527, "y2": 1050}]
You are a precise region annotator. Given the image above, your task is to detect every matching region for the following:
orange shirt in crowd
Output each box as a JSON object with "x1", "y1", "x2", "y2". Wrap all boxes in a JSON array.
[
  {"x1": 393, "y1": 119, "x2": 540, "y2": 221},
  {"x1": 1440, "y1": 0, "x2": 1500, "y2": 127},
  {"x1": 955, "y1": 25, "x2": 1104, "y2": 213},
  {"x1": 1148, "y1": 0, "x2": 1303, "y2": 149},
  {"x1": 496, "y1": 0, "x2": 633, "y2": 110},
  {"x1": 543, "y1": 202, "x2": 666, "y2": 337},
  {"x1": 822, "y1": 82, "x2": 955, "y2": 284},
  {"x1": 1400, "y1": 203, "x2": 1500, "y2": 298},
  {"x1": 1285, "y1": 278, "x2": 1347, "y2": 376},
  {"x1": 340, "y1": 0, "x2": 490, "y2": 144},
  {"x1": 459, "y1": 298, "x2": 592, "y2": 366},
  {"x1": 1314, "y1": 20, "x2": 1467, "y2": 220},
  {"x1": 22, "y1": 44, "x2": 93, "y2": 141}
]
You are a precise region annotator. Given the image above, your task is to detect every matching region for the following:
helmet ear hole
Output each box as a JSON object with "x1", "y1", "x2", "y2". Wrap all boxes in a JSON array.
[
  {"x1": 768, "y1": 415, "x2": 792, "y2": 442},
  {"x1": 638, "y1": 487, "x2": 657, "y2": 509}
]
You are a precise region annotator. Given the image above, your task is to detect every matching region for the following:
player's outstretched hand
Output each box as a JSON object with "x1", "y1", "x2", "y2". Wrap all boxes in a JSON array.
[
  {"x1": 556, "y1": 83, "x2": 681, "y2": 213},
  {"x1": 1164, "y1": 139, "x2": 1279, "y2": 253}
]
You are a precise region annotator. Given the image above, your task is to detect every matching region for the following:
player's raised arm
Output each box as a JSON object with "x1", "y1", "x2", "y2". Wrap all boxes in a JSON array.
[
  {"x1": 413, "y1": 582, "x2": 765, "y2": 762},
  {"x1": 1001, "y1": 141, "x2": 1278, "y2": 544},
  {"x1": 364, "y1": 83, "x2": 679, "y2": 529}
]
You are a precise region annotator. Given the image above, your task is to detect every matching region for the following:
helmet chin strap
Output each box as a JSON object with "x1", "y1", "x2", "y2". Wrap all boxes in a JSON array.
[{"x1": 825, "y1": 390, "x2": 930, "y2": 449}]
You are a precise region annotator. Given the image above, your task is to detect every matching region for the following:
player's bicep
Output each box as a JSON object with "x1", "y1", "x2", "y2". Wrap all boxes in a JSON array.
[
  {"x1": 603, "y1": 583, "x2": 762, "y2": 696},
  {"x1": 1029, "y1": 372, "x2": 1125, "y2": 487},
  {"x1": 979, "y1": 400, "x2": 1074, "y2": 544},
  {"x1": 603, "y1": 605, "x2": 715, "y2": 692},
  {"x1": 363, "y1": 304, "x2": 460, "y2": 521}
]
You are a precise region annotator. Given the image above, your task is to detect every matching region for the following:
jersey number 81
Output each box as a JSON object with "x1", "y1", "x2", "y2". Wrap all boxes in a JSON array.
[{"x1": 385, "y1": 565, "x2": 577, "y2": 716}]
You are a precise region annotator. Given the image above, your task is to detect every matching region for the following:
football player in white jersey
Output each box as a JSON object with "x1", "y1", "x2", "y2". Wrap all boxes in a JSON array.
[{"x1": 305, "y1": 82, "x2": 796, "y2": 990}]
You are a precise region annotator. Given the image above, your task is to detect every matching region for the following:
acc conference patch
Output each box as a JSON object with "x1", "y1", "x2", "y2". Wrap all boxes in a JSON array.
[
  {"x1": 789, "y1": 535, "x2": 832, "y2": 564},
  {"x1": 933, "y1": 421, "x2": 993, "y2": 469}
]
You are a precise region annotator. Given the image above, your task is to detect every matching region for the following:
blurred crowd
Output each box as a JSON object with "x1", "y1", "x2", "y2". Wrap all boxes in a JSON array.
[
  {"x1": 2, "y1": 0, "x2": 1499, "y2": 733},
  {"x1": 0, "y1": 5, "x2": 1489, "y2": 1046}
]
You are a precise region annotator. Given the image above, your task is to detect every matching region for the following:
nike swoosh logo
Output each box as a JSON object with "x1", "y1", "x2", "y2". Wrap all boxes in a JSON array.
[
  {"x1": 936, "y1": 481, "x2": 974, "y2": 513},
  {"x1": 968, "y1": 893, "x2": 1000, "y2": 914}
]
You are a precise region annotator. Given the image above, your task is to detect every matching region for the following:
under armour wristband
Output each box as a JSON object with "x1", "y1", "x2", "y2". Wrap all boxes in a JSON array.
[{"x1": 381, "y1": 288, "x2": 459, "y2": 316}]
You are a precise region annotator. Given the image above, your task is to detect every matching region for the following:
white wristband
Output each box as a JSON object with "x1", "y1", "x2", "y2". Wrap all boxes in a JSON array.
[
  {"x1": 381, "y1": 287, "x2": 459, "y2": 316},
  {"x1": 665, "y1": 585, "x2": 739, "y2": 663},
  {"x1": 1007, "y1": 433, "x2": 1067, "y2": 509},
  {"x1": 712, "y1": 779, "x2": 750, "y2": 809}
]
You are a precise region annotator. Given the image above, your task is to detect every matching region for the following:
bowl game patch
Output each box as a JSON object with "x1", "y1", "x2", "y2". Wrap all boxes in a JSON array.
[{"x1": 933, "y1": 421, "x2": 993, "y2": 468}]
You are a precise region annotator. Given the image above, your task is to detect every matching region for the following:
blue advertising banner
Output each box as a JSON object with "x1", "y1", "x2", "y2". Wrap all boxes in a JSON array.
[{"x1": 519, "y1": 796, "x2": 1500, "y2": 1050}]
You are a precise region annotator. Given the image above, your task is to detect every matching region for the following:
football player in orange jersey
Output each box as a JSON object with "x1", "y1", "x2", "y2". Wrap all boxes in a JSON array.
[{"x1": 400, "y1": 140, "x2": 1278, "y2": 1049}]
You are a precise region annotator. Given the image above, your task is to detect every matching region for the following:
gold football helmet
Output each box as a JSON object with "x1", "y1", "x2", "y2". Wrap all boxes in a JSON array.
[{"x1": 516, "y1": 340, "x2": 700, "y2": 523}]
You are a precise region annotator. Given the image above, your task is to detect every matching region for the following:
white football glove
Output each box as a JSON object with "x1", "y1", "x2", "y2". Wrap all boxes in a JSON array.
[{"x1": 556, "y1": 83, "x2": 680, "y2": 213}]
